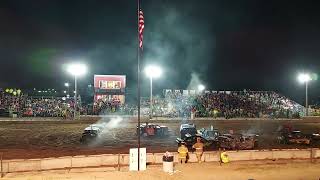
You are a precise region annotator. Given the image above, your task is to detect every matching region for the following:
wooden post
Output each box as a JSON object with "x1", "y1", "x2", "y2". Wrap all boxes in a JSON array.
[
  {"x1": 310, "y1": 148, "x2": 315, "y2": 163},
  {"x1": 117, "y1": 154, "x2": 121, "y2": 171},
  {"x1": 218, "y1": 148, "x2": 222, "y2": 166},
  {"x1": 1, "y1": 152, "x2": 3, "y2": 178}
]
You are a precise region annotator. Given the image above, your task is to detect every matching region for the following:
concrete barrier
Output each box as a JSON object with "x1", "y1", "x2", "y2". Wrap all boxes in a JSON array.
[
  {"x1": 8, "y1": 159, "x2": 41, "y2": 172},
  {"x1": 120, "y1": 154, "x2": 129, "y2": 165},
  {"x1": 203, "y1": 151, "x2": 220, "y2": 162},
  {"x1": 227, "y1": 151, "x2": 252, "y2": 161},
  {"x1": 154, "y1": 153, "x2": 164, "y2": 164},
  {"x1": 1, "y1": 148, "x2": 319, "y2": 173},
  {"x1": 72, "y1": 155, "x2": 104, "y2": 168},
  {"x1": 251, "y1": 150, "x2": 273, "y2": 160},
  {"x1": 146, "y1": 153, "x2": 154, "y2": 164},
  {"x1": 314, "y1": 149, "x2": 320, "y2": 158},
  {"x1": 100, "y1": 154, "x2": 119, "y2": 166},
  {"x1": 272, "y1": 149, "x2": 310, "y2": 160},
  {"x1": 290, "y1": 149, "x2": 310, "y2": 159},
  {"x1": 1, "y1": 161, "x2": 9, "y2": 173},
  {"x1": 41, "y1": 157, "x2": 72, "y2": 170}
]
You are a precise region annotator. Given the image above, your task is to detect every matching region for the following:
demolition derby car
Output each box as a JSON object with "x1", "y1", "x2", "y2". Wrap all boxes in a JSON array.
[
  {"x1": 177, "y1": 126, "x2": 259, "y2": 150},
  {"x1": 217, "y1": 133, "x2": 259, "y2": 150},
  {"x1": 176, "y1": 126, "x2": 219, "y2": 148},
  {"x1": 312, "y1": 132, "x2": 320, "y2": 141},
  {"x1": 198, "y1": 127, "x2": 220, "y2": 141},
  {"x1": 277, "y1": 130, "x2": 311, "y2": 145},
  {"x1": 180, "y1": 123, "x2": 197, "y2": 138},
  {"x1": 80, "y1": 125, "x2": 103, "y2": 144},
  {"x1": 176, "y1": 133, "x2": 217, "y2": 149},
  {"x1": 137, "y1": 123, "x2": 169, "y2": 137}
]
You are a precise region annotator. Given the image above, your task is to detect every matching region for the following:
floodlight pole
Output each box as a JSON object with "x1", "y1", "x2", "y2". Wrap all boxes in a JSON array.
[
  {"x1": 305, "y1": 81, "x2": 308, "y2": 116},
  {"x1": 150, "y1": 76, "x2": 153, "y2": 119},
  {"x1": 74, "y1": 75, "x2": 77, "y2": 119}
]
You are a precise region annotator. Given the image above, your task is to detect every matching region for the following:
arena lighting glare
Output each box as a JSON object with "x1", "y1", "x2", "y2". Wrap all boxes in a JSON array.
[
  {"x1": 144, "y1": 65, "x2": 162, "y2": 78},
  {"x1": 297, "y1": 73, "x2": 311, "y2": 83},
  {"x1": 64, "y1": 83, "x2": 69, "y2": 87},
  {"x1": 297, "y1": 72, "x2": 313, "y2": 116},
  {"x1": 67, "y1": 64, "x2": 87, "y2": 77},
  {"x1": 198, "y1": 84, "x2": 205, "y2": 91},
  {"x1": 66, "y1": 63, "x2": 87, "y2": 119},
  {"x1": 144, "y1": 65, "x2": 162, "y2": 119}
]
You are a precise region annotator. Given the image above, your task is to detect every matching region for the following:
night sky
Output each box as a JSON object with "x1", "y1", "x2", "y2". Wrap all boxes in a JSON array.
[{"x1": 0, "y1": 0, "x2": 320, "y2": 104}]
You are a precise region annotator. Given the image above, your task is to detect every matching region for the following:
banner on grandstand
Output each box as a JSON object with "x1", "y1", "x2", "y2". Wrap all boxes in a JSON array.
[
  {"x1": 183, "y1": 90, "x2": 188, "y2": 96},
  {"x1": 94, "y1": 75, "x2": 126, "y2": 91},
  {"x1": 189, "y1": 90, "x2": 196, "y2": 95}
]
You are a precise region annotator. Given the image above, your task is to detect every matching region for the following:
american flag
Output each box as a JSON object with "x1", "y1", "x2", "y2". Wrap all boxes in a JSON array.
[{"x1": 139, "y1": 10, "x2": 145, "y2": 49}]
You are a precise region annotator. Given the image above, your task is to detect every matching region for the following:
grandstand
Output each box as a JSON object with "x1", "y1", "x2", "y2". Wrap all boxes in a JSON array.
[
  {"x1": 0, "y1": 88, "x2": 305, "y2": 118},
  {"x1": 142, "y1": 90, "x2": 304, "y2": 119}
]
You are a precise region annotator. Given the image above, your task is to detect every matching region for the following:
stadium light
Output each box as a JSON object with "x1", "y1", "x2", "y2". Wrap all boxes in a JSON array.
[
  {"x1": 66, "y1": 63, "x2": 87, "y2": 119},
  {"x1": 297, "y1": 73, "x2": 312, "y2": 116},
  {"x1": 67, "y1": 63, "x2": 87, "y2": 77},
  {"x1": 144, "y1": 65, "x2": 162, "y2": 119},
  {"x1": 144, "y1": 65, "x2": 162, "y2": 78},
  {"x1": 198, "y1": 84, "x2": 205, "y2": 92},
  {"x1": 297, "y1": 73, "x2": 311, "y2": 83}
]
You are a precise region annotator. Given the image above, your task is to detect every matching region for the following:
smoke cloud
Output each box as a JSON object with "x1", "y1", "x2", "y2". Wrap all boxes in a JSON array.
[
  {"x1": 187, "y1": 72, "x2": 204, "y2": 90},
  {"x1": 86, "y1": 115, "x2": 126, "y2": 147},
  {"x1": 143, "y1": 4, "x2": 215, "y2": 91}
]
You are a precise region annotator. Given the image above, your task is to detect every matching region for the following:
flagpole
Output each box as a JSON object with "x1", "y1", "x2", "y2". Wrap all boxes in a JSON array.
[{"x1": 137, "y1": 0, "x2": 141, "y2": 171}]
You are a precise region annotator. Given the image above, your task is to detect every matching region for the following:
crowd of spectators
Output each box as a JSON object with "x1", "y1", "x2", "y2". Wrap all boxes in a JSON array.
[
  {"x1": 22, "y1": 98, "x2": 75, "y2": 117},
  {"x1": 0, "y1": 89, "x2": 25, "y2": 114},
  {"x1": 0, "y1": 88, "x2": 305, "y2": 119},
  {"x1": 93, "y1": 98, "x2": 135, "y2": 115},
  {"x1": 147, "y1": 90, "x2": 303, "y2": 119},
  {"x1": 194, "y1": 91, "x2": 303, "y2": 118}
]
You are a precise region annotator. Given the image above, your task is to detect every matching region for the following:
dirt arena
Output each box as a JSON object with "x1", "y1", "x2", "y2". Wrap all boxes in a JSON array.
[
  {"x1": 0, "y1": 117, "x2": 320, "y2": 160},
  {"x1": 2, "y1": 161, "x2": 320, "y2": 180}
]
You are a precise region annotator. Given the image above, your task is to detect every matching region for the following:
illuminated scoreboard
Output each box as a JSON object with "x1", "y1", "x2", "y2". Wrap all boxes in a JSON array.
[{"x1": 93, "y1": 75, "x2": 126, "y2": 104}]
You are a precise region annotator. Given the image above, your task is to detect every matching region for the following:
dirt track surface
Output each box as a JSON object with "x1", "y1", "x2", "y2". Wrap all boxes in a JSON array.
[
  {"x1": 0, "y1": 117, "x2": 320, "y2": 159},
  {"x1": 3, "y1": 161, "x2": 320, "y2": 180}
]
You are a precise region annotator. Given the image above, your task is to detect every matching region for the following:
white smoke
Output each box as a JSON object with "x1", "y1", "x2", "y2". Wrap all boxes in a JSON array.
[
  {"x1": 187, "y1": 72, "x2": 204, "y2": 90},
  {"x1": 102, "y1": 116, "x2": 123, "y2": 129},
  {"x1": 85, "y1": 115, "x2": 126, "y2": 147}
]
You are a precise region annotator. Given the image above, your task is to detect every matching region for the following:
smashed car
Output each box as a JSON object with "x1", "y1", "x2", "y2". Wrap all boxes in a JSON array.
[
  {"x1": 137, "y1": 123, "x2": 169, "y2": 137},
  {"x1": 180, "y1": 123, "x2": 197, "y2": 139},
  {"x1": 197, "y1": 127, "x2": 220, "y2": 142},
  {"x1": 277, "y1": 130, "x2": 311, "y2": 145},
  {"x1": 80, "y1": 125, "x2": 102, "y2": 144},
  {"x1": 217, "y1": 133, "x2": 259, "y2": 150},
  {"x1": 176, "y1": 133, "x2": 214, "y2": 148}
]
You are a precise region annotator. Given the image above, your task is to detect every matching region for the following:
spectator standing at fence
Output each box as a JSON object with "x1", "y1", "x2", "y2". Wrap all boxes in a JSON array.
[
  {"x1": 192, "y1": 137, "x2": 204, "y2": 163},
  {"x1": 178, "y1": 142, "x2": 188, "y2": 164}
]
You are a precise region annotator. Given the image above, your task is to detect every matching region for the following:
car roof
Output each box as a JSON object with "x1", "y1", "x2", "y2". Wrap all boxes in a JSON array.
[
  {"x1": 292, "y1": 130, "x2": 301, "y2": 133},
  {"x1": 84, "y1": 126, "x2": 101, "y2": 131},
  {"x1": 181, "y1": 124, "x2": 195, "y2": 128}
]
